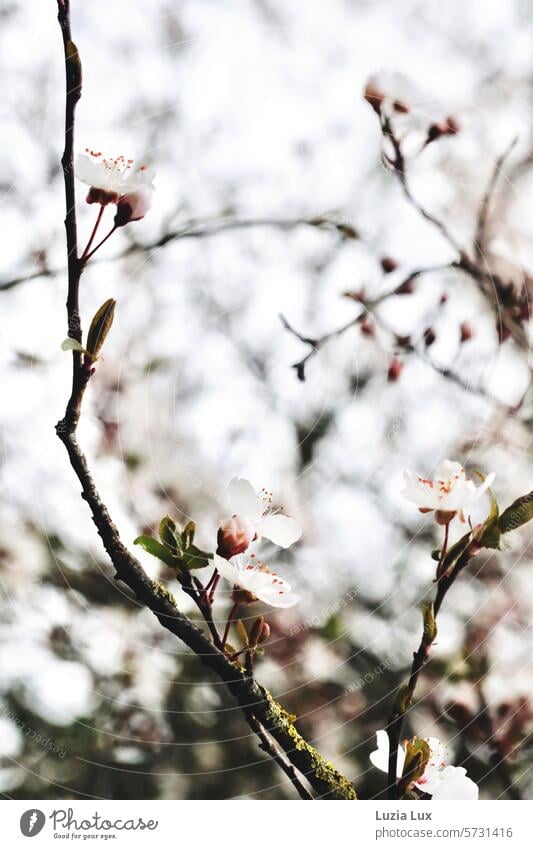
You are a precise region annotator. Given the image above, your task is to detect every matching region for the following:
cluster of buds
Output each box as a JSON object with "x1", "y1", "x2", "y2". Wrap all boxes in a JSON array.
[
  {"x1": 363, "y1": 80, "x2": 409, "y2": 117},
  {"x1": 425, "y1": 115, "x2": 460, "y2": 145}
]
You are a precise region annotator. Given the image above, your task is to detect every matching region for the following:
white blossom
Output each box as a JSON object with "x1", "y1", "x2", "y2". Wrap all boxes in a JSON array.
[
  {"x1": 75, "y1": 149, "x2": 155, "y2": 205},
  {"x1": 370, "y1": 730, "x2": 479, "y2": 800},
  {"x1": 402, "y1": 459, "x2": 495, "y2": 516},
  {"x1": 213, "y1": 553, "x2": 300, "y2": 608},
  {"x1": 221, "y1": 477, "x2": 301, "y2": 550}
]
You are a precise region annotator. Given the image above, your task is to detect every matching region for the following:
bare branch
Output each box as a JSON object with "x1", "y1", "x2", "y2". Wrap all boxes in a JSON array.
[
  {"x1": 0, "y1": 214, "x2": 359, "y2": 293},
  {"x1": 474, "y1": 138, "x2": 518, "y2": 261}
]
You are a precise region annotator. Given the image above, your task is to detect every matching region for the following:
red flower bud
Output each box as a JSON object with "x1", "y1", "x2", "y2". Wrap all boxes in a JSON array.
[
  {"x1": 387, "y1": 357, "x2": 404, "y2": 382},
  {"x1": 360, "y1": 317, "x2": 375, "y2": 336},
  {"x1": 381, "y1": 256, "x2": 398, "y2": 274},
  {"x1": 114, "y1": 187, "x2": 153, "y2": 227},
  {"x1": 396, "y1": 279, "x2": 415, "y2": 295},
  {"x1": 363, "y1": 82, "x2": 385, "y2": 115},
  {"x1": 460, "y1": 321, "x2": 473, "y2": 343},
  {"x1": 217, "y1": 516, "x2": 254, "y2": 559},
  {"x1": 258, "y1": 622, "x2": 270, "y2": 643},
  {"x1": 423, "y1": 327, "x2": 436, "y2": 347},
  {"x1": 444, "y1": 115, "x2": 460, "y2": 134},
  {"x1": 393, "y1": 99, "x2": 410, "y2": 114}
]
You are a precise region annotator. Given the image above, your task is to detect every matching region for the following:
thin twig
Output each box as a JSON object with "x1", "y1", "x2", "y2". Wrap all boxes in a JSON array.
[
  {"x1": 385, "y1": 544, "x2": 475, "y2": 798},
  {"x1": 380, "y1": 111, "x2": 464, "y2": 255},
  {"x1": 280, "y1": 266, "x2": 521, "y2": 412},
  {"x1": 474, "y1": 138, "x2": 518, "y2": 261},
  {"x1": 0, "y1": 215, "x2": 358, "y2": 293}
]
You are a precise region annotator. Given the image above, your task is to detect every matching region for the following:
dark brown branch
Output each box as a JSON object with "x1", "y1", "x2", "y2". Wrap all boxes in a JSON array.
[
  {"x1": 54, "y1": 1, "x2": 355, "y2": 801},
  {"x1": 380, "y1": 112, "x2": 464, "y2": 255},
  {"x1": 244, "y1": 712, "x2": 314, "y2": 800},
  {"x1": 385, "y1": 545, "x2": 475, "y2": 798}
]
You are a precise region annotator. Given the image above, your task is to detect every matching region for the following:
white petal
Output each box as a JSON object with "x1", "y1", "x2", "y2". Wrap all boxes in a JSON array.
[
  {"x1": 401, "y1": 471, "x2": 439, "y2": 510},
  {"x1": 369, "y1": 730, "x2": 406, "y2": 777},
  {"x1": 212, "y1": 553, "x2": 240, "y2": 585},
  {"x1": 430, "y1": 766, "x2": 479, "y2": 800},
  {"x1": 416, "y1": 737, "x2": 449, "y2": 793},
  {"x1": 369, "y1": 730, "x2": 390, "y2": 774},
  {"x1": 226, "y1": 478, "x2": 263, "y2": 521},
  {"x1": 61, "y1": 337, "x2": 86, "y2": 353},
  {"x1": 475, "y1": 471, "x2": 496, "y2": 497},
  {"x1": 434, "y1": 459, "x2": 464, "y2": 480},
  {"x1": 438, "y1": 480, "x2": 477, "y2": 511},
  {"x1": 75, "y1": 154, "x2": 102, "y2": 187},
  {"x1": 126, "y1": 165, "x2": 155, "y2": 188},
  {"x1": 256, "y1": 585, "x2": 300, "y2": 608},
  {"x1": 259, "y1": 514, "x2": 301, "y2": 548}
]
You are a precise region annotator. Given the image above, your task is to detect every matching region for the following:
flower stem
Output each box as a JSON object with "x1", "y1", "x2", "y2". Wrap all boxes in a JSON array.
[
  {"x1": 81, "y1": 205, "x2": 104, "y2": 260},
  {"x1": 221, "y1": 601, "x2": 239, "y2": 650},
  {"x1": 84, "y1": 224, "x2": 117, "y2": 261},
  {"x1": 435, "y1": 520, "x2": 451, "y2": 581}
]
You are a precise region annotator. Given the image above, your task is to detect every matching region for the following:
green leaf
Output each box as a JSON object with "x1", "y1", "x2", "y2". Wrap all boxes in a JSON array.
[
  {"x1": 439, "y1": 530, "x2": 471, "y2": 573},
  {"x1": 422, "y1": 602, "x2": 437, "y2": 644},
  {"x1": 401, "y1": 738, "x2": 430, "y2": 786},
  {"x1": 475, "y1": 480, "x2": 501, "y2": 549},
  {"x1": 182, "y1": 544, "x2": 213, "y2": 570},
  {"x1": 134, "y1": 535, "x2": 180, "y2": 568},
  {"x1": 86, "y1": 298, "x2": 116, "y2": 359},
  {"x1": 181, "y1": 521, "x2": 196, "y2": 548},
  {"x1": 392, "y1": 685, "x2": 412, "y2": 716},
  {"x1": 61, "y1": 337, "x2": 88, "y2": 355},
  {"x1": 236, "y1": 619, "x2": 249, "y2": 647},
  {"x1": 158, "y1": 516, "x2": 181, "y2": 552},
  {"x1": 499, "y1": 491, "x2": 533, "y2": 535}
]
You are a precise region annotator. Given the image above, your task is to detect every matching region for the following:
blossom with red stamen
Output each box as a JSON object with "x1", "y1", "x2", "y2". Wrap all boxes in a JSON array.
[
  {"x1": 213, "y1": 553, "x2": 300, "y2": 608},
  {"x1": 402, "y1": 459, "x2": 495, "y2": 516},
  {"x1": 370, "y1": 731, "x2": 478, "y2": 800},
  {"x1": 220, "y1": 478, "x2": 301, "y2": 550},
  {"x1": 75, "y1": 149, "x2": 155, "y2": 208}
]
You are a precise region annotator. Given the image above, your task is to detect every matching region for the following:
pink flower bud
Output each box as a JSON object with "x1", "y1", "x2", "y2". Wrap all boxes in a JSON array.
[
  {"x1": 217, "y1": 516, "x2": 255, "y2": 559},
  {"x1": 460, "y1": 321, "x2": 473, "y2": 343},
  {"x1": 380, "y1": 256, "x2": 398, "y2": 274},
  {"x1": 363, "y1": 81, "x2": 385, "y2": 115},
  {"x1": 114, "y1": 187, "x2": 153, "y2": 227},
  {"x1": 387, "y1": 357, "x2": 404, "y2": 382}
]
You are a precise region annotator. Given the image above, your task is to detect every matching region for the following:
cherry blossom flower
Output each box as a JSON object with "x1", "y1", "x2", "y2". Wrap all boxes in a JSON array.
[
  {"x1": 219, "y1": 478, "x2": 301, "y2": 554},
  {"x1": 213, "y1": 553, "x2": 300, "y2": 608},
  {"x1": 75, "y1": 149, "x2": 155, "y2": 206},
  {"x1": 402, "y1": 459, "x2": 495, "y2": 517},
  {"x1": 370, "y1": 730, "x2": 478, "y2": 800}
]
